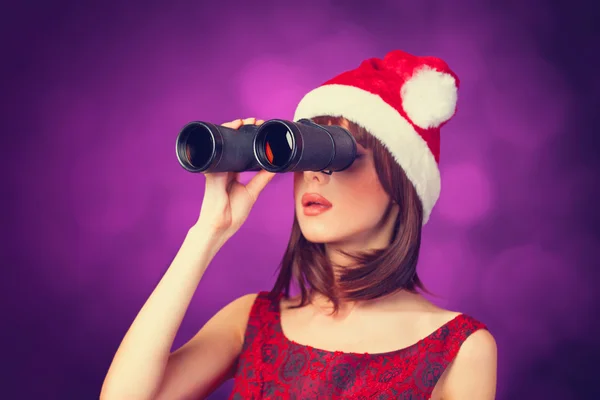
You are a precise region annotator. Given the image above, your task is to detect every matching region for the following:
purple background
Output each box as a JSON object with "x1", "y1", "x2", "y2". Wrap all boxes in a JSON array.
[{"x1": 2, "y1": 0, "x2": 599, "y2": 399}]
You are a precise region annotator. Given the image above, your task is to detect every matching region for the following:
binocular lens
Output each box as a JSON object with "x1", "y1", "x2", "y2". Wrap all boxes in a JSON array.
[
  {"x1": 253, "y1": 119, "x2": 356, "y2": 173},
  {"x1": 177, "y1": 124, "x2": 215, "y2": 171},
  {"x1": 176, "y1": 121, "x2": 263, "y2": 173},
  {"x1": 186, "y1": 126, "x2": 214, "y2": 169},
  {"x1": 263, "y1": 126, "x2": 294, "y2": 168}
]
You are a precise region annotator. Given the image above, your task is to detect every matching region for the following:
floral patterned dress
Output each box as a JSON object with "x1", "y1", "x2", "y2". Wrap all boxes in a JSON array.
[{"x1": 229, "y1": 291, "x2": 486, "y2": 399}]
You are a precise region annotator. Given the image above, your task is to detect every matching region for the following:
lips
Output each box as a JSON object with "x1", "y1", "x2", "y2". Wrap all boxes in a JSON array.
[{"x1": 301, "y1": 193, "x2": 333, "y2": 208}]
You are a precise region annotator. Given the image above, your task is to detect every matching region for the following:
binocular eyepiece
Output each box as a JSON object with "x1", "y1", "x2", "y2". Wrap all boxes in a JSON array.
[{"x1": 175, "y1": 119, "x2": 357, "y2": 174}]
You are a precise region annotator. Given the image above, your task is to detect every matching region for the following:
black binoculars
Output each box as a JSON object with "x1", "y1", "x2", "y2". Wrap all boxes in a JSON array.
[{"x1": 175, "y1": 119, "x2": 357, "y2": 174}]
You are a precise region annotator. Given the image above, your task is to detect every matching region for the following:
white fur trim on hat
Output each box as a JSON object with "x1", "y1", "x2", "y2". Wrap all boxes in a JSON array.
[
  {"x1": 401, "y1": 66, "x2": 458, "y2": 129},
  {"x1": 293, "y1": 83, "x2": 440, "y2": 224}
]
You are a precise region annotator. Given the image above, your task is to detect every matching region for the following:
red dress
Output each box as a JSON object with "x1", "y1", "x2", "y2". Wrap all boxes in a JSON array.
[{"x1": 229, "y1": 291, "x2": 487, "y2": 399}]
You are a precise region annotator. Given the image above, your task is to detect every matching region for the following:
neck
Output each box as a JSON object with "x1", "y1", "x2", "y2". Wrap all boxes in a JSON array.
[
  {"x1": 319, "y1": 231, "x2": 391, "y2": 309},
  {"x1": 309, "y1": 286, "x2": 422, "y2": 320},
  {"x1": 324, "y1": 230, "x2": 390, "y2": 270},
  {"x1": 324, "y1": 201, "x2": 399, "y2": 270},
  {"x1": 310, "y1": 202, "x2": 400, "y2": 315},
  {"x1": 309, "y1": 290, "x2": 358, "y2": 318}
]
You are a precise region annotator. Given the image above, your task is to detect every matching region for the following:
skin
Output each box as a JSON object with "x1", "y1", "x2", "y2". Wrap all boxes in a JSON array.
[
  {"x1": 294, "y1": 126, "x2": 399, "y2": 271},
  {"x1": 285, "y1": 119, "x2": 497, "y2": 398},
  {"x1": 101, "y1": 117, "x2": 497, "y2": 400}
]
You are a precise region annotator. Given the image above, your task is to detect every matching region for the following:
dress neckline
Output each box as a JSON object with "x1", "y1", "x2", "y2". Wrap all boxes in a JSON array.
[{"x1": 274, "y1": 294, "x2": 465, "y2": 358}]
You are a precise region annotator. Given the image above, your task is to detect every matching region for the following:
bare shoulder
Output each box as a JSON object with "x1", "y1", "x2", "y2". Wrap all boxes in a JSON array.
[
  {"x1": 221, "y1": 293, "x2": 260, "y2": 332},
  {"x1": 417, "y1": 300, "x2": 497, "y2": 399},
  {"x1": 182, "y1": 292, "x2": 260, "y2": 344},
  {"x1": 458, "y1": 328, "x2": 497, "y2": 358},
  {"x1": 441, "y1": 322, "x2": 497, "y2": 399},
  {"x1": 192, "y1": 292, "x2": 261, "y2": 344},
  {"x1": 227, "y1": 292, "x2": 260, "y2": 311},
  {"x1": 427, "y1": 303, "x2": 496, "y2": 377}
]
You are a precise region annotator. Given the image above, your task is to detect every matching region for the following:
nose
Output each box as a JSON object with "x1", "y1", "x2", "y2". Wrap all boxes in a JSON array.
[{"x1": 303, "y1": 170, "x2": 331, "y2": 184}]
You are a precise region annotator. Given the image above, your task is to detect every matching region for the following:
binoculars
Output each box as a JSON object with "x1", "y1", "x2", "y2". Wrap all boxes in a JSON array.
[{"x1": 175, "y1": 119, "x2": 357, "y2": 174}]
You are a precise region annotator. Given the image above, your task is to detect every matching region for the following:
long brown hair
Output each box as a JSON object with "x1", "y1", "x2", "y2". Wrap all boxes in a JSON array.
[{"x1": 269, "y1": 116, "x2": 425, "y2": 313}]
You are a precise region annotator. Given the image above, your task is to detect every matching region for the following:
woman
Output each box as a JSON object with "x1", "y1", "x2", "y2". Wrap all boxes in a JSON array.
[{"x1": 101, "y1": 50, "x2": 497, "y2": 399}]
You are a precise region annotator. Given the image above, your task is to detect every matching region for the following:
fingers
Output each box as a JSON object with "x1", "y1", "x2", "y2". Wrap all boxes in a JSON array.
[
  {"x1": 220, "y1": 119, "x2": 244, "y2": 129},
  {"x1": 209, "y1": 118, "x2": 269, "y2": 199},
  {"x1": 206, "y1": 170, "x2": 238, "y2": 185},
  {"x1": 226, "y1": 172, "x2": 240, "y2": 191},
  {"x1": 222, "y1": 117, "x2": 263, "y2": 129},
  {"x1": 245, "y1": 170, "x2": 276, "y2": 202},
  {"x1": 204, "y1": 171, "x2": 229, "y2": 189}
]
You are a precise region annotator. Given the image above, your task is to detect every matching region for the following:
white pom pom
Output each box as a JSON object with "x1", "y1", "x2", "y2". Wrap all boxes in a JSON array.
[{"x1": 400, "y1": 66, "x2": 458, "y2": 129}]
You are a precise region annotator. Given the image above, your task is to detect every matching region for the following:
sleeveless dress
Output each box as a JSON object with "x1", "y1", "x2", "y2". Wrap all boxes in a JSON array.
[{"x1": 229, "y1": 291, "x2": 487, "y2": 399}]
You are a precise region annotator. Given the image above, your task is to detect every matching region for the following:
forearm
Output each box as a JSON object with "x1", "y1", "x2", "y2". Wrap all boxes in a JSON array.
[{"x1": 101, "y1": 227, "x2": 224, "y2": 400}]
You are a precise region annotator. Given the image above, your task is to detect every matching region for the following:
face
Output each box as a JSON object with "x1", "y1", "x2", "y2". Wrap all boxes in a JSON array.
[{"x1": 293, "y1": 123, "x2": 397, "y2": 251}]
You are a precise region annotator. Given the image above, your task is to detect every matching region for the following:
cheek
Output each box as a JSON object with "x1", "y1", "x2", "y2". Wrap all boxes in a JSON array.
[
  {"x1": 293, "y1": 172, "x2": 303, "y2": 198},
  {"x1": 338, "y1": 170, "x2": 389, "y2": 211}
]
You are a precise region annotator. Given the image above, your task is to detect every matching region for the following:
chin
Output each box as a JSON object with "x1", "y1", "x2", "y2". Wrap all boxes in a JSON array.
[
  {"x1": 297, "y1": 210, "x2": 352, "y2": 244},
  {"x1": 300, "y1": 224, "x2": 339, "y2": 244}
]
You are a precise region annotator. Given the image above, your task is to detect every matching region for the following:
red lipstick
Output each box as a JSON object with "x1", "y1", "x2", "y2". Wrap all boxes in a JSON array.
[{"x1": 301, "y1": 193, "x2": 333, "y2": 216}]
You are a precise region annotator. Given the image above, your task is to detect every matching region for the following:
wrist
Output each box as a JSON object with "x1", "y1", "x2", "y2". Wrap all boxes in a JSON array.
[{"x1": 186, "y1": 225, "x2": 227, "y2": 254}]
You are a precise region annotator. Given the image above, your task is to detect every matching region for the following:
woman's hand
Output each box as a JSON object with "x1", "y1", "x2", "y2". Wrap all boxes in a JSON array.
[{"x1": 195, "y1": 117, "x2": 275, "y2": 242}]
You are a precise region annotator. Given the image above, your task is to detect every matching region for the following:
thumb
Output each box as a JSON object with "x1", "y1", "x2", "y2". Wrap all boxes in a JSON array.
[{"x1": 245, "y1": 170, "x2": 276, "y2": 202}]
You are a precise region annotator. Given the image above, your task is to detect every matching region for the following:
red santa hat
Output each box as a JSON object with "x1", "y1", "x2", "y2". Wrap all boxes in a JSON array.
[{"x1": 293, "y1": 49, "x2": 459, "y2": 224}]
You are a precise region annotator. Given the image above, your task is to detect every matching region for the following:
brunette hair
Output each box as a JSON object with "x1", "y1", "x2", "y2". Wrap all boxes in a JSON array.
[{"x1": 269, "y1": 116, "x2": 425, "y2": 312}]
